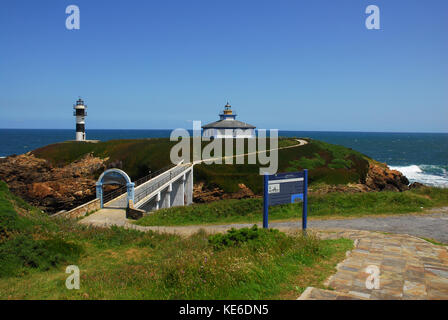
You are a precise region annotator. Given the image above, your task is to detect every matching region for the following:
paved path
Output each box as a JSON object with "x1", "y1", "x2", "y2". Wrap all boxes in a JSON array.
[
  {"x1": 80, "y1": 207, "x2": 448, "y2": 243},
  {"x1": 287, "y1": 207, "x2": 448, "y2": 244},
  {"x1": 299, "y1": 229, "x2": 448, "y2": 300}
]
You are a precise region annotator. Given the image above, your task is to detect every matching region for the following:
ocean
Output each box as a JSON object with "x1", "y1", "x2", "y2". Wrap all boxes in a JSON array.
[{"x1": 1, "y1": 129, "x2": 447, "y2": 187}]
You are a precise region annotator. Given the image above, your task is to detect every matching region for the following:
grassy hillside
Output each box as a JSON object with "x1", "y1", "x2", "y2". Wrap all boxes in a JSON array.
[
  {"x1": 135, "y1": 187, "x2": 448, "y2": 226},
  {"x1": 0, "y1": 181, "x2": 83, "y2": 277},
  {"x1": 32, "y1": 137, "x2": 371, "y2": 194},
  {"x1": 0, "y1": 181, "x2": 352, "y2": 299}
]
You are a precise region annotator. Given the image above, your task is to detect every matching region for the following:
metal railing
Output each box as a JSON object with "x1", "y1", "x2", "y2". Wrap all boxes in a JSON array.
[
  {"x1": 133, "y1": 165, "x2": 191, "y2": 205},
  {"x1": 133, "y1": 164, "x2": 176, "y2": 187},
  {"x1": 102, "y1": 185, "x2": 127, "y2": 204},
  {"x1": 102, "y1": 163, "x2": 177, "y2": 205}
]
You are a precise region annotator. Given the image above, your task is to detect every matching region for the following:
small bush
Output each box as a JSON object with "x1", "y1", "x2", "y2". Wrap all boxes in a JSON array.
[
  {"x1": 328, "y1": 158, "x2": 352, "y2": 169},
  {"x1": 0, "y1": 181, "x2": 84, "y2": 278},
  {"x1": 208, "y1": 225, "x2": 280, "y2": 250},
  {"x1": 0, "y1": 234, "x2": 83, "y2": 277}
]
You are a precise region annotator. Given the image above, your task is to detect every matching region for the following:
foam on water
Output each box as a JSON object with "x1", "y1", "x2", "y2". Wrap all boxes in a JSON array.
[{"x1": 389, "y1": 164, "x2": 448, "y2": 188}]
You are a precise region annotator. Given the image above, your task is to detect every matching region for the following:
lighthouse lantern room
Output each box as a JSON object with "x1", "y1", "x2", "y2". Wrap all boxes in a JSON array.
[
  {"x1": 202, "y1": 102, "x2": 256, "y2": 138},
  {"x1": 73, "y1": 98, "x2": 87, "y2": 141}
]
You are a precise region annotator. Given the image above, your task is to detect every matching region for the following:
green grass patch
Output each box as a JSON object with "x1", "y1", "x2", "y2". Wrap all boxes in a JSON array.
[
  {"x1": 0, "y1": 181, "x2": 83, "y2": 277},
  {"x1": 32, "y1": 137, "x2": 371, "y2": 193},
  {"x1": 0, "y1": 180, "x2": 352, "y2": 299},
  {"x1": 135, "y1": 187, "x2": 448, "y2": 226},
  {"x1": 421, "y1": 237, "x2": 447, "y2": 246}
]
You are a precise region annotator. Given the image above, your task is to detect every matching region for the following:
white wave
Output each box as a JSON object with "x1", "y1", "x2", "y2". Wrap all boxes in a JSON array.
[{"x1": 390, "y1": 164, "x2": 448, "y2": 188}]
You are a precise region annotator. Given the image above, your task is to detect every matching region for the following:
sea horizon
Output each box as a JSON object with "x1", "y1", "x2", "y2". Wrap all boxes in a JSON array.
[
  {"x1": 1, "y1": 128, "x2": 447, "y2": 188},
  {"x1": 2, "y1": 128, "x2": 448, "y2": 134}
]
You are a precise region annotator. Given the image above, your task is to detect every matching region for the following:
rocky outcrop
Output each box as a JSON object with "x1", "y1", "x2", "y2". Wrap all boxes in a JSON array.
[
  {"x1": 193, "y1": 182, "x2": 257, "y2": 203},
  {"x1": 409, "y1": 182, "x2": 425, "y2": 189},
  {"x1": 365, "y1": 162, "x2": 409, "y2": 192},
  {"x1": 0, "y1": 153, "x2": 107, "y2": 214}
]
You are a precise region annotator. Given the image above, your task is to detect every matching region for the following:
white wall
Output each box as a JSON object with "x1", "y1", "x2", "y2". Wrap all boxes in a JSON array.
[{"x1": 203, "y1": 128, "x2": 255, "y2": 138}]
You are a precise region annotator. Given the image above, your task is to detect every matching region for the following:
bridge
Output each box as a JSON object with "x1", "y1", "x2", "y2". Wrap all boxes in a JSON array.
[
  {"x1": 96, "y1": 162, "x2": 193, "y2": 213},
  {"x1": 93, "y1": 139, "x2": 308, "y2": 216}
]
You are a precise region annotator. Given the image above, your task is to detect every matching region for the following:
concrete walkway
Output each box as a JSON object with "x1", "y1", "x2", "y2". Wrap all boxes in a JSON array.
[
  {"x1": 80, "y1": 207, "x2": 448, "y2": 243},
  {"x1": 307, "y1": 207, "x2": 448, "y2": 244},
  {"x1": 299, "y1": 229, "x2": 448, "y2": 300}
]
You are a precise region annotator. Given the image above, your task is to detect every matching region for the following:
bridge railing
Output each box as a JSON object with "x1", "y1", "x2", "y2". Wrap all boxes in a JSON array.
[
  {"x1": 102, "y1": 163, "x2": 176, "y2": 204},
  {"x1": 134, "y1": 164, "x2": 191, "y2": 205},
  {"x1": 102, "y1": 185, "x2": 127, "y2": 204}
]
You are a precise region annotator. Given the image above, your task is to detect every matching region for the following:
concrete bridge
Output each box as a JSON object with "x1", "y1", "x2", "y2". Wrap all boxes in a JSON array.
[{"x1": 97, "y1": 162, "x2": 193, "y2": 213}]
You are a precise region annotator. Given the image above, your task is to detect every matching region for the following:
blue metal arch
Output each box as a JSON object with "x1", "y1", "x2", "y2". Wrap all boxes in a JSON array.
[
  {"x1": 97, "y1": 168, "x2": 132, "y2": 185},
  {"x1": 96, "y1": 168, "x2": 134, "y2": 208}
]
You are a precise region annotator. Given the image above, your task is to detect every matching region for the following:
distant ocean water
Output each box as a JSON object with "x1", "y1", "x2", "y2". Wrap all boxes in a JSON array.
[{"x1": 1, "y1": 129, "x2": 447, "y2": 187}]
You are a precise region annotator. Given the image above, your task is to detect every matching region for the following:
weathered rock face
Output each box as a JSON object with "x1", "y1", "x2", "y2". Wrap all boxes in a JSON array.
[
  {"x1": 409, "y1": 182, "x2": 425, "y2": 189},
  {"x1": 0, "y1": 153, "x2": 107, "y2": 214},
  {"x1": 193, "y1": 182, "x2": 257, "y2": 203},
  {"x1": 365, "y1": 163, "x2": 409, "y2": 192}
]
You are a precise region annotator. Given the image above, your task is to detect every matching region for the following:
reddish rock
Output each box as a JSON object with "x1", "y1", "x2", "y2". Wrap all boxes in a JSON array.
[
  {"x1": 0, "y1": 153, "x2": 106, "y2": 214},
  {"x1": 365, "y1": 163, "x2": 409, "y2": 192},
  {"x1": 193, "y1": 182, "x2": 258, "y2": 203},
  {"x1": 409, "y1": 182, "x2": 425, "y2": 189}
]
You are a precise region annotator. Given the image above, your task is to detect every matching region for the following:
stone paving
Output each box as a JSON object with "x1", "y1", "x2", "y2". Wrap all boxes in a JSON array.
[{"x1": 299, "y1": 229, "x2": 448, "y2": 300}]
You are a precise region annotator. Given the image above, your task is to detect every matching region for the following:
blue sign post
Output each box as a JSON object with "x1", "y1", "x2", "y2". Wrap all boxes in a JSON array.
[
  {"x1": 302, "y1": 169, "x2": 308, "y2": 231},
  {"x1": 263, "y1": 174, "x2": 269, "y2": 228},
  {"x1": 263, "y1": 169, "x2": 308, "y2": 231}
]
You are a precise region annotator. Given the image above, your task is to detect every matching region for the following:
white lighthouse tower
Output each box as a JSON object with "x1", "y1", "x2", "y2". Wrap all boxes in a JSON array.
[{"x1": 73, "y1": 98, "x2": 87, "y2": 141}]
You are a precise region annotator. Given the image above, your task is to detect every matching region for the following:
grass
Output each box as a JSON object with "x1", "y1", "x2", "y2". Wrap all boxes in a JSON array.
[
  {"x1": 0, "y1": 181, "x2": 83, "y2": 278},
  {"x1": 32, "y1": 137, "x2": 371, "y2": 194},
  {"x1": 421, "y1": 237, "x2": 447, "y2": 246},
  {"x1": 135, "y1": 186, "x2": 448, "y2": 226},
  {"x1": 0, "y1": 180, "x2": 352, "y2": 299}
]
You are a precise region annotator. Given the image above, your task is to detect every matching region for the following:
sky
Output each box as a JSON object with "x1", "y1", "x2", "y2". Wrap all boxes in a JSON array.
[{"x1": 0, "y1": 0, "x2": 447, "y2": 132}]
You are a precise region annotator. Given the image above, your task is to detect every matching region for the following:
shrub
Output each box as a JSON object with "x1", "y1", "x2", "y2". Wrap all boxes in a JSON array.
[
  {"x1": 0, "y1": 181, "x2": 84, "y2": 277},
  {"x1": 287, "y1": 153, "x2": 326, "y2": 171},
  {"x1": 328, "y1": 158, "x2": 352, "y2": 169},
  {"x1": 0, "y1": 234, "x2": 83, "y2": 277},
  {"x1": 208, "y1": 225, "x2": 281, "y2": 250}
]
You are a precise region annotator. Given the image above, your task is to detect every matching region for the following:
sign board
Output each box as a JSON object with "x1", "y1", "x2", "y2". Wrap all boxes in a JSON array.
[
  {"x1": 263, "y1": 170, "x2": 308, "y2": 230},
  {"x1": 268, "y1": 171, "x2": 305, "y2": 206}
]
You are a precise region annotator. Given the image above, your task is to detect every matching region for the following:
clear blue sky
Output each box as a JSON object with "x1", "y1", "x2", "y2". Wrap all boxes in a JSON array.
[{"x1": 1, "y1": 0, "x2": 447, "y2": 132}]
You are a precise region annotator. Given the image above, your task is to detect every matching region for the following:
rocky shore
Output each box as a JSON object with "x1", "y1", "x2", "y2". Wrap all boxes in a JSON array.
[
  {"x1": 0, "y1": 153, "x2": 107, "y2": 214},
  {"x1": 0, "y1": 152, "x2": 415, "y2": 214}
]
